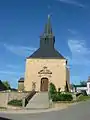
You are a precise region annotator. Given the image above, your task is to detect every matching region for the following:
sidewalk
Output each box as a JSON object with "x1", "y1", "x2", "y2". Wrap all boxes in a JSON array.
[
  {"x1": 0, "y1": 108, "x2": 65, "y2": 114},
  {"x1": 0, "y1": 102, "x2": 78, "y2": 114}
]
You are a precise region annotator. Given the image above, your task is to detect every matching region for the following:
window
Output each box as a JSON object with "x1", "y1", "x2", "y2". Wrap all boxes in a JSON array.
[
  {"x1": 44, "y1": 38, "x2": 49, "y2": 44},
  {"x1": 45, "y1": 38, "x2": 47, "y2": 44}
]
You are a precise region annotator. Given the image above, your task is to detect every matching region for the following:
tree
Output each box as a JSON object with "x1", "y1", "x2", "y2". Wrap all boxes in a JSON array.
[
  {"x1": 2, "y1": 81, "x2": 11, "y2": 90},
  {"x1": 80, "y1": 81, "x2": 87, "y2": 86}
]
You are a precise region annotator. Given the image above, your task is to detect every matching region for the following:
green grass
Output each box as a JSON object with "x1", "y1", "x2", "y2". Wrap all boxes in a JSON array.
[
  {"x1": 76, "y1": 95, "x2": 90, "y2": 102},
  {"x1": 8, "y1": 99, "x2": 22, "y2": 107},
  {"x1": 0, "y1": 107, "x2": 7, "y2": 109},
  {"x1": 53, "y1": 101, "x2": 76, "y2": 104}
]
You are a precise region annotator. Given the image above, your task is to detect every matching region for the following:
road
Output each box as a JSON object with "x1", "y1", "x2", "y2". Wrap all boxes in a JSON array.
[{"x1": 0, "y1": 101, "x2": 90, "y2": 120}]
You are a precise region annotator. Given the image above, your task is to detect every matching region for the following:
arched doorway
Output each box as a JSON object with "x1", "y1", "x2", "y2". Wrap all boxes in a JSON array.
[{"x1": 40, "y1": 78, "x2": 48, "y2": 91}]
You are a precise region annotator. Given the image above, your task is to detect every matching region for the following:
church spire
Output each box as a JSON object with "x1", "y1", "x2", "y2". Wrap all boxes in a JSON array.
[
  {"x1": 40, "y1": 14, "x2": 55, "y2": 49},
  {"x1": 44, "y1": 14, "x2": 53, "y2": 36}
]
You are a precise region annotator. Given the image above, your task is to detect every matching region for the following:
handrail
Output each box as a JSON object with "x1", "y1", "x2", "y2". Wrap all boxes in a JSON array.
[{"x1": 22, "y1": 90, "x2": 36, "y2": 107}]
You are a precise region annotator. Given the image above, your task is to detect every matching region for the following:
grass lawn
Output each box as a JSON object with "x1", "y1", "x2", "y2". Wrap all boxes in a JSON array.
[
  {"x1": 8, "y1": 99, "x2": 22, "y2": 107},
  {"x1": 77, "y1": 95, "x2": 90, "y2": 102}
]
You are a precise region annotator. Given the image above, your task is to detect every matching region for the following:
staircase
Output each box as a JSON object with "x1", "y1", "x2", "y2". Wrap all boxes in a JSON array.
[{"x1": 26, "y1": 92, "x2": 49, "y2": 109}]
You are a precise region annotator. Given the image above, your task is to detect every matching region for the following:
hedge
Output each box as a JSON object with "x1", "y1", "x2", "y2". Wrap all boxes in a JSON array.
[
  {"x1": 49, "y1": 82, "x2": 73, "y2": 102},
  {"x1": 51, "y1": 93, "x2": 73, "y2": 102},
  {"x1": 8, "y1": 99, "x2": 22, "y2": 106}
]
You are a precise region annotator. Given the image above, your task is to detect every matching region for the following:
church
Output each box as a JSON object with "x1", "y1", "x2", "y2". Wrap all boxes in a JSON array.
[{"x1": 24, "y1": 15, "x2": 70, "y2": 92}]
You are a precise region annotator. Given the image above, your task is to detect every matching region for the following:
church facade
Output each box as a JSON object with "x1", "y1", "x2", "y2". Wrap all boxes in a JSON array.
[{"x1": 24, "y1": 15, "x2": 70, "y2": 92}]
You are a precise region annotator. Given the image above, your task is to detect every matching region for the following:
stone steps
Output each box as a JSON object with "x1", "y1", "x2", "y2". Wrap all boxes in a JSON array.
[{"x1": 26, "y1": 92, "x2": 49, "y2": 109}]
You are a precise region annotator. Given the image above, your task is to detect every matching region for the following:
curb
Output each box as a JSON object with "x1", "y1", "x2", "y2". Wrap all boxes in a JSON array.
[{"x1": 0, "y1": 102, "x2": 78, "y2": 114}]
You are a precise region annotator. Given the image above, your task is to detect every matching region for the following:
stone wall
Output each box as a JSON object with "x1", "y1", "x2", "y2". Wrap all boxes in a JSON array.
[
  {"x1": 0, "y1": 92, "x2": 8, "y2": 107},
  {"x1": 0, "y1": 92, "x2": 29, "y2": 107},
  {"x1": 8, "y1": 92, "x2": 29, "y2": 101}
]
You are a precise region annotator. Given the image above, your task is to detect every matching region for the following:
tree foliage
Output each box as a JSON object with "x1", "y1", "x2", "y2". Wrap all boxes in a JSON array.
[
  {"x1": 48, "y1": 82, "x2": 73, "y2": 102},
  {"x1": 52, "y1": 93, "x2": 73, "y2": 102},
  {"x1": 80, "y1": 81, "x2": 87, "y2": 86},
  {"x1": 49, "y1": 83, "x2": 57, "y2": 94},
  {"x1": 49, "y1": 82, "x2": 57, "y2": 99},
  {"x1": 2, "y1": 81, "x2": 11, "y2": 90}
]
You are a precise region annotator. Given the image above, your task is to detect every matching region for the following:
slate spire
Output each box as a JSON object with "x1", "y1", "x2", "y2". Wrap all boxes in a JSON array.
[{"x1": 44, "y1": 14, "x2": 53, "y2": 36}]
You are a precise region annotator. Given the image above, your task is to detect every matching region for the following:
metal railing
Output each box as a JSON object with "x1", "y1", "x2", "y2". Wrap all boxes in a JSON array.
[{"x1": 22, "y1": 90, "x2": 36, "y2": 107}]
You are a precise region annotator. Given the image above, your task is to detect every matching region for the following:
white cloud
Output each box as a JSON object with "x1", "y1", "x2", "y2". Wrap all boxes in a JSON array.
[
  {"x1": 4, "y1": 44, "x2": 37, "y2": 57},
  {"x1": 0, "y1": 70, "x2": 24, "y2": 81},
  {"x1": 6, "y1": 64, "x2": 22, "y2": 69},
  {"x1": 67, "y1": 39, "x2": 90, "y2": 65},
  {"x1": 57, "y1": 0, "x2": 85, "y2": 8},
  {"x1": 68, "y1": 29, "x2": 77, "y2": 35},
  {"x1": 0, "y1": 70, "x2": 23, "y2": 75}
]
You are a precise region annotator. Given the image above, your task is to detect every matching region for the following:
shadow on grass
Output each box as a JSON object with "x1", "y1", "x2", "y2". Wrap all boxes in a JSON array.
[{"x1": 0, "y1": 117, "x2": 12, "y2": 120}]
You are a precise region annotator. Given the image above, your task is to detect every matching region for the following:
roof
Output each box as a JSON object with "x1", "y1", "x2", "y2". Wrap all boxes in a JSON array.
[
  {"x1": 28, "y1": 48, "x2": 65, "y2": 59},
  {"x1": 18, "y1": 77, "x2": 24, "y2": 82},
  {"x1": 73, "y1": 85, "x2": 87, "y2": 87}
]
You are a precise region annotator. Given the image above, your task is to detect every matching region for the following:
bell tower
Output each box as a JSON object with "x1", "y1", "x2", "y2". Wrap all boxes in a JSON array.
[{"x1": 28, "y1": 14, "x2": 65, "y2": 59}]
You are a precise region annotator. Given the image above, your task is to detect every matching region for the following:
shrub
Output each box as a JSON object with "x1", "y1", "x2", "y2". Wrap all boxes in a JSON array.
[
  {"x1": 52, "y1": 93, "x2": 73, "y2": 102},
  {"x1": 49, "y1": 83, "x2": 57, "y2": 99},
  {"x1": 51, "y1": 93, "x2": 58, "y2": 101},
  {"x1": 8, "y1": 99, "x2": 22, "y2": 106},
  {"x1": 49, "y1": 83, "x2": 57, "y2": 94},
  {"x1": 58, "y1": 88, "x2": 61, "y2": 93},
  {"x1": 48, "y1": 82, "x2": 73, "y2": 102},
  {"x1": 81, "y1": 90, "x2": 87, "y2": 96},
  {"x1": 76, "y1": 93, "x2": 82, "y2": 97}
]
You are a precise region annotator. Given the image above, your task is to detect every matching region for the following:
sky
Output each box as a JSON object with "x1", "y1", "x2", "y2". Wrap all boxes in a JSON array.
[{"x1": 0, "y1": 0, "x2": 90, "y2": 88}]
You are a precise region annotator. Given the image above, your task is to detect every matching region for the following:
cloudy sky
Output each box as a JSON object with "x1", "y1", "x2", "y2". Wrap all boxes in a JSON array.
[{"x1": 0, "y1": 0, "x2": 90, "y2": 88}]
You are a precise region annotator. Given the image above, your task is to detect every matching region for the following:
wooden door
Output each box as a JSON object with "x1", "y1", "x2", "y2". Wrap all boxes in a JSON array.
[{"x1": 40, "y1": 78, "x2": 48, "y2": 91}]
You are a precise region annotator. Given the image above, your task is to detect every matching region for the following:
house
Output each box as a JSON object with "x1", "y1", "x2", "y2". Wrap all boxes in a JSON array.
[{"x1": 70, "y1": 77, "x2": 90, "y2": 95}]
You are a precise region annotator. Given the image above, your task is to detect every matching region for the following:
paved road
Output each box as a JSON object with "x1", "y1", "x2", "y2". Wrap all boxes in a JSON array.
[{"x1": 0, "y1": 101, "x2": 90, "y2": 120}]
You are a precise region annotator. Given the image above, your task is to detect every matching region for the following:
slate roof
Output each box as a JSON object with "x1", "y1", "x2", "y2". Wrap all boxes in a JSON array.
[
  {"x1": 28, "y1": 48, "x2": 65, "y2": 59},
  {"x1": 18, "y1": 77, "x2": 24, "y2": 82}
]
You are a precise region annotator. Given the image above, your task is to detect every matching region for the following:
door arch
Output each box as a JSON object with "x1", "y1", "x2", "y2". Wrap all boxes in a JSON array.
[{"x1": 40, "y1": 77, "x2": 48, "y2": 91}]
